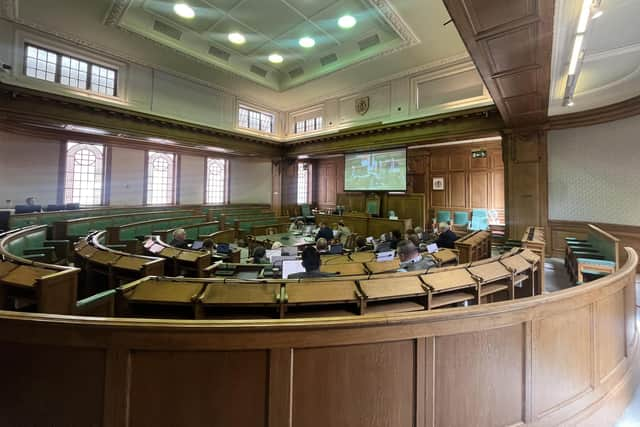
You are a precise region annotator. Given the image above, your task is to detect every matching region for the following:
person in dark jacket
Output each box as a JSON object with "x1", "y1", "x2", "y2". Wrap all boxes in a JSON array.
[
  {"x1": 287, "y1": 247, "x2": 335, "y2": 279},
  {"x1": 169, "y1": 229, "x2": 189, "y2": 249},
  {"x1": 434, "y1": 222, "x2": 458, "y2": 249},
  {"x1": 389, "y1": 229, "x2": 402, "y2": 250},
  {"x1": 315, "y1": 222, "x2": 334, "y2": 242}
]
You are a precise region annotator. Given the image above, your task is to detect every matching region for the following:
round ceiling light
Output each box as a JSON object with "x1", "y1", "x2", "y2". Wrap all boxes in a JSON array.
[
  {"x1": 268, "y1": 53, "x2": 284, "y2": 64},
  {"x1": 298, "y1": 36, "x2": 315, "y2": 48},
  {"x1": 338, "y1": 15, "x2": 357, "y2": 29},
  {"x1": 173, "y1": 3, "x2": 195, "y2": 19},
  {"x1": 228, "y1": 32, "x2": 246, "y2": 44}
]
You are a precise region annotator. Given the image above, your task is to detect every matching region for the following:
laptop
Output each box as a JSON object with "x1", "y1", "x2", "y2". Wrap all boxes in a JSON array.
[
  {"x1": 376, "y1": 250, "x2": 395, "y2": 262},
  {"x1": 271, "y1": 255, "x2": 297, "y2": 268},
  {"x1": 190, "y1": 240, "x2": 204, "y2": 250},
  {"x1": 216, "y1": 243, "x2": 230, "y2": 254},
  {"x1": 329, "y1": 244, "x2": 343, "y2": 254},
  {"x1": 282, "y1": 259, "x2": 305, "y2": 279},
  {"x1": 426, "y1": 243, "x2": 438, "y2": 254},
  {"x1": 266, "y1": 248, "x2": 282, "y2": 261},
  {"x1": 281, "y1": 246, "x2": 297, "y2": 257}
]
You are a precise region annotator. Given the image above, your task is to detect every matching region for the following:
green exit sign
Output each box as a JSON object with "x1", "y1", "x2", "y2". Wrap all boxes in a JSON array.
[{"x1": 472, "y1": 150, "x2": 487, "y2": 159}]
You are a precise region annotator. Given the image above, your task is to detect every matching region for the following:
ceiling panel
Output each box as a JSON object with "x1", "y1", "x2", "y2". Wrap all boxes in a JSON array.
[
  {"x1": 205, "y1": 0, "x2": 244, "y2": 12},
  {"x1": 144, "y1": 0, "x2": 223, "y2": 33},
  {"x1": 587, "y1": 0, "x2": 640, "y2": 54},
  {"x1": 229, "y1": 0, "x2": 305, "y2": 39},
  {"x1": 286, "y1": 0, "x2": 340, "y2": 17},
  {"x1": 207, "y1": 16, "x2": 270, "y2": 54},
  {"x1": 577, "y1": 52, "x2": 640, "y2": 93},
  {"x1": 309, "y1": 0, "x2": 378, "y2": 43}
]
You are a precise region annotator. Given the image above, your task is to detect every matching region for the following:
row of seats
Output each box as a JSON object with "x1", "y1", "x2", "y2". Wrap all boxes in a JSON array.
[
  {"x1": 564, "y1": 224, "x2": 619, "y2": 284},
  {"x1": 113, "y1": 247, "x2": 541, "y2": 319},
  {"x1": 106, "y1": 215, "x2": 207, "y2": 244},
  {"x1": 154, "y1": 220, "x2": 221, "y2": 242},
  {"x1": 435, "y1": 208, "x2": 498, "y2": 231}
]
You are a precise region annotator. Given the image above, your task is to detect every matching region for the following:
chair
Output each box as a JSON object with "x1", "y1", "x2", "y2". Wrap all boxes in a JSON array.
[
  {"x1": 453, "y1": 211, "x2": 469, "y2": 227},
  {"x1": 300, "y1": 204, "x2": 315, "y2": 223},
  {"x1": 470, "y1": 209, "x2": 489, "y2": 231},
  {"x1": 436, "y1": 211, "x2": 451, "y2": 224}
]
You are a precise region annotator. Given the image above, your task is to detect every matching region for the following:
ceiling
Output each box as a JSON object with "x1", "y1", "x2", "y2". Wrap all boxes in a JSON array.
[
  {"x1": 114, "y1": 0, "x2": 417, "y2": 90},
  {"x1": 0, "y1": 0, "x2": 479, "y2": 110},
  {"x1": 549, "y1": 0, "x2": 640, "y2": 115}
]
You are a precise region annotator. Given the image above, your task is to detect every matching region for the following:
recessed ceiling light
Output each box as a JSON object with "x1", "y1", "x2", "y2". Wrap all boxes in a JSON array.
[
  {"x1": 299, "y1": 36, "x2": 315, "y2": 48},
  {"x1": 228, "y1": 32, "x2": 246, "y2": 44},
  {"x1": 268, "y1": 53, "x2": 283, "y2": 64},
  {"x1": 173, "y1": 3, "x2": 195, "y2": 19},
  {"x1": 338, "y1": 15, "x2": 357, "y2": 29},
  {"x1": 591, "y1": 9, "x2": 603, "y2": 19}
]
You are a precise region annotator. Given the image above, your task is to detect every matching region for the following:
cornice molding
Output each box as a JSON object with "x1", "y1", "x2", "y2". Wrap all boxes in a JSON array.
[
  {"x1": 103, "y1": 0, "x2": 131, "y2": 27},
  {"x1": 548, "y1": 94, "x2": 640, "y2": 130},
  {"x1": 367, "y1": 0, "x2": 421, "y2": 46},
  {"x1": 0, "y1": 0, "x2": 17, "y2": 20}
]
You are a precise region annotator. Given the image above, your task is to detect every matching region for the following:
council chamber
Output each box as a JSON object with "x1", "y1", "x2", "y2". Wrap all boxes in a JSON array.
[{"x1": 0, "y1": 0, "x2": 639, "y2": 426}]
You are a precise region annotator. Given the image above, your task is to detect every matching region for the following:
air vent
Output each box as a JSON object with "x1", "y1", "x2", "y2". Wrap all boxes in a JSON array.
[
  {"x1": 320, "y1": 53, "x2": 338, "y2": 66},
  {"x1": 153, "y1": 20, "x2": 182, "y2": 40},
  {"x1": 250, "y1": 65, "x2": 268, "y2": 78},
  {"x1": 288, "y1": 67, "x2": 304, "y2": 79},
  {"x1": 209, "y1": 46, "x2": 230, "y2": 61},
  {"x1": 358, "y1": 34, "x2": 380, "y2": 51}
]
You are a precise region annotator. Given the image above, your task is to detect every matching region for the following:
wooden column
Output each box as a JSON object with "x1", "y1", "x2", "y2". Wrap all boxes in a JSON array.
[
  {"x1": 502, "y1": 130, "x2": 548, "y2": 240},
  {"x1": 271, "y1": 159, "x2": 283, "y2": 216}
]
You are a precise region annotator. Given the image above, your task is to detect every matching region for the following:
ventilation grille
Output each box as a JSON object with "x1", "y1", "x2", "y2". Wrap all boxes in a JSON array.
[
  {"x1": 358, "y1": 34, "x2": 380, "y2": 51},
  {"x1": 288, "y1": 67, "x2": 304, "y2": 79},
  {"x1": 320, "y1": 53, "x2": 338, "y2": 66},
  {"x1": 153, "y1": 20, "x2": 182, "y2": 41},
  {"x1": 209, "y1": 46, "x2": 230, "y2": 61},
  {"x1": 250, "y1": 65, "x2": 268, "y2": 78}
]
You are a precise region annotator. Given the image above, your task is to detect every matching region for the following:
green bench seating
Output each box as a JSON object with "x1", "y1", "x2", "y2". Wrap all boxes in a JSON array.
[
  {"x1": 203, "y1": 205, "x2": 271, "y2": 221},
  {"x1": 55, "y1": 209, "x2": 197, "y2": 240},
  {"x1": 154, "y1": 221, "x2": 220, "y2": 242},
  {"x1": 3, "y1": 225, "x2": 70, "y2": 264},
  {"x1": 107, "y1": 215, "x2": 207, "y2": 244},
  {"x1": 565, "y1": 224, "x2": 620, "y2": 284}
]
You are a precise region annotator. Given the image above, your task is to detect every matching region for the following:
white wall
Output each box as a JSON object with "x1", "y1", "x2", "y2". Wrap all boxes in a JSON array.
[
  {"x1": 548, "y1": 115, "x2": 640, "y2": 225},
  {"x1": 0, "y1": 131, "x2": 60, "y2": 207},
  {"x1": 179, "y1": 155, "x2": 205, "y2": 205},
  {"x1": 228, "y1": 159, "x2": 272, "y2": 204},
  {"x1": 109, "y1": 147, "x2": 145, "y2": 206}
]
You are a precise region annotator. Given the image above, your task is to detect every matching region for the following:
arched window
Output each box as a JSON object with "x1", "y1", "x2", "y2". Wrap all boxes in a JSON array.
[
  {"x1": 206, "y1": 158, "x2": 227, "y2": 204},
  {"x1": 147, "y1": 151, "x2": 175, "y2": 205},
  {"x1": 64, "y1": 142, "x2": 105, "y2": 206}
]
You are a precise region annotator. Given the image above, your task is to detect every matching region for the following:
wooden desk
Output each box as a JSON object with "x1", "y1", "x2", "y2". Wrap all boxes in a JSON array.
[
  {"x1": 455, "y1": 231, "x2": 491, "y2": 263},
  {"x1": 359, "y1": 276, "x2": 426, "y2": 302},
  {"x1": 365, "y1": 259, "x2": 401, "y2": 274},
  {"x1": 314, "y1": 213, "x2": 412, "y2": 238},
  {"x1": 421, "y1": 269, "x2": 477, "y2": 309},
  {"x1": 319, "y1": 263, "x2": 367, "y2": 276}
]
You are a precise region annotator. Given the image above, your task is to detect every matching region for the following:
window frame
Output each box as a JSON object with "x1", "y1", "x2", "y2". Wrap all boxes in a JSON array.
[
  {"x1": 294, "y1": 116, "x2": 323, "y2": 134},
  {"x1": 204, "y1": 157, "x2": 229, "y2": 205},
  {"x1": 144, "y1": 150, "x2": 177, "y2": 206},
  {"x1": 297, "y1": 162, "x2": 310, "y2": 205},
  {"x1": 237, "y1": 104, "x2": 275, "y2": 134},
  {"x1": 62, "y1": 141, "x2": 106, "y2": 207},
  {"x1": 23, "y1": 43, "x2": 119, "y2": 97}
]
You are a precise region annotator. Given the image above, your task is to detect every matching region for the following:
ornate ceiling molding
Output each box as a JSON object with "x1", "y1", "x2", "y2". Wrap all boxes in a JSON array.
[
  {"x1": 103, "y1": 0, "x2": 131, "y2": 27},
  {"x1": 367, "y1": 0, "x2": 421, "y2": 46}
]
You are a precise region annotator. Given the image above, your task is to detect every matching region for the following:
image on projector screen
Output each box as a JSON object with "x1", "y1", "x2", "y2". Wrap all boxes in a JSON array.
[{"x1": 344, "y1": 149, "x2": 407, "y2": 191}]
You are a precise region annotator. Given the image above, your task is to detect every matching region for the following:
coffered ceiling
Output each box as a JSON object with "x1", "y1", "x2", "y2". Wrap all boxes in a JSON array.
[
  {"x1": 549, "y1": 0, "x2": 640, "y2": 115},
  {"x1": 111, "y1": 0, "x2": 418, "y2": 90}
]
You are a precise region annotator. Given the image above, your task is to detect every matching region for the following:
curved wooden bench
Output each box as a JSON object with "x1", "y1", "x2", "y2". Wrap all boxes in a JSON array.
[
  {"x1": 142, "y1": 236, "x2": 211, "y2": 277},
  {"x1": 105, "y1": 215, "x2": 207, "y2": 246},
  {"x1": 153, "y1": 220, "x2": 220, "y2": 242},
  {"x1": 0, "y1": 248, "x2": 635, "y2": 426}
]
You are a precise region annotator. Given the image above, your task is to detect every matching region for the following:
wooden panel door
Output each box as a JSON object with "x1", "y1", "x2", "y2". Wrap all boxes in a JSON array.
[{"x1": 470, "y1": 171, "x2": 489, "y2": 208}]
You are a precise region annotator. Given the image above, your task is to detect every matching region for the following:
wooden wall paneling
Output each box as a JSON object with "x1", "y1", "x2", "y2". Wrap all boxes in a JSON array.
[
  {"x1": 271, "y1": 160, "x2": 283, "y2": 215},
  {"x1": 336, "y1": 193, "x2": 366, "y2": 212},
  {"x1": 291, "y1": 341, "x2": 416, "y2": 427},
  {"x1": 442, "y1": 0, "x2": 553, "y2": 127},
  {"x1": 449, "y1": 152, "x2": 468, "y2": 171},
  {"x1": 128, "y1": 350, "x2": 269, "y2": 427},
  {"x1": 503, "y1": 131, "x2": 548, "y2": 239},
  {"x1": 532, "y1": 305, "x2": 593, "y2": 420},
  {"x1": 470, "y1": 171, "x2": 489, "y2": 208},
  {"x1": 596, "y1": 290, "x2": 627, "y2": 383},
  {"x1": 0, "y1": 343, "x2": 106, "y2": 426},
  {"x1": 268, "y1": 348, "x2": 293, "y2": 427},
  {"x1": 385, "y1": 193, "x2": 425, "y2": 229},
  {"x1": 492, "y1": 169, "x2": 505, "y2": 210},
  {"x1": 433, "y1": 324, "x2": 526, "y2": 427},
  {"x1": 449, "y1": 171, "x2": 467, "y2": 209},
  {"x1": 431, "y1": 152, "x2": 449, "y2": 172}
]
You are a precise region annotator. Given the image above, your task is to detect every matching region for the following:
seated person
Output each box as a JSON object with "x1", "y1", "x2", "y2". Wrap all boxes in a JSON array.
[
  {"x1": 355, "y1": 236, "x2": 371, "y2": 252},
  {"x1": 288, "y1": 247, "x2": 335, "y2": 279},
  {"x1": 315, "y1": 222, "x2": 334, "y2": 242},
  {"x1": 397, "y1": 240, "x2": 436, "y2": 272},
  {"x1": 316, "y1": 237, "x2": 329, "y2": 254},
  {"x1": 251, "y1": 246, "x2": 270, "y2": 264},
  {"x1": 414, "y1": 226, "x2": 425, "y2": 241},
  {"x1": 289, "y1": 219, "x2": 305, "y2": 232},
  {"x1": 434, "y1": 222, "x2": 458, "y2": 249},
  {"x1": 201, "y1": 239, "x2": 216, "y2": 255},
  {"x1": 336, "y1": 221, "x2": 351, "y2": 243},
  {"x1": 169, "y1": 229, "x2": 189, "y2": 249},
  {"x1": 375, "y1": 232, "x2": 392, "y2": 253},
  {"x1": 389, "y1": 229, "x2": 402, "y2": 250},
  {"x1": 271, "y1": 241, "x2": 283, "y2": 249},
  {"x1": 406, "y1": 232, "x2": 421, "y2": 247}
]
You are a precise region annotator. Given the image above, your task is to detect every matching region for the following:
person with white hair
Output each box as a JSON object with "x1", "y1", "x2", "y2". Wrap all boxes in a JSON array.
[
  {"x1": 169, "y1": 228, "x2": 189, "y2": 249},
  {"x1": 433, "y1": 222, "x2": 458, "y2": 249},
  {"x1": 271, "y1": 241, "x2": 283, "y2": 249}
]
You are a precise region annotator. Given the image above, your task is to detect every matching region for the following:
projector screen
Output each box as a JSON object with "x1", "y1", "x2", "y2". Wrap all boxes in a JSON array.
[{"x1": 344, "y1": 148, "x2": 407, "y2": 191}]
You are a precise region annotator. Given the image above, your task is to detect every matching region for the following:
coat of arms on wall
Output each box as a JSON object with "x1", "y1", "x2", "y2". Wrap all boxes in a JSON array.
[{"x1": 355, "y1": 96, "x2": 370, "y2": 115}]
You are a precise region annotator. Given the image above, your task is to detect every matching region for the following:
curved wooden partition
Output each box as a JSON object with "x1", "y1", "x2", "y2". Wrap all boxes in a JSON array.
[{"x1": 0, "y1": 249, "x2": 637, "y2": 427}]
